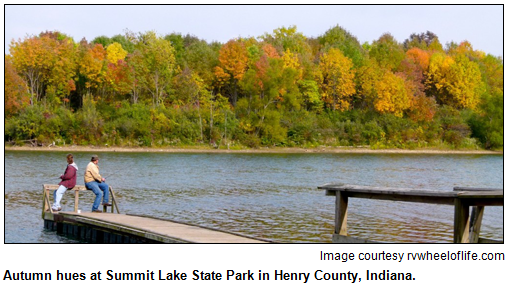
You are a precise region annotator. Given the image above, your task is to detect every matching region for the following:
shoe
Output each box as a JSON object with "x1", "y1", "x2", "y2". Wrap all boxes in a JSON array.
[
  {"x1": 102, "y1": 203, "x2": 112, "y2": 206},
  {"x1": 92, "y1": 210, "x2": 102, "y2": 213}
]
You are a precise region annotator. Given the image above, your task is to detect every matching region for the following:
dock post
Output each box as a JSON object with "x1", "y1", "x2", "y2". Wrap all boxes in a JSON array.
[
  {"x1": 453, "y1": 198, "x2": 470, "y2": 243},
  {"x1": 42, "y1": 185, "x2": 54, "y2": 218},
  {"x1": 469, "y1": 206, "x2": 485, "y2": 243},
  {"x1": 333, "y1": 191, "x2": 348, "y2": 242},
  {"x1": 110, "y1": 187, "x2": 120, "y2": 214},
  {"x1": 74, "y1": 188, "x2": 79, "y2": 212}
]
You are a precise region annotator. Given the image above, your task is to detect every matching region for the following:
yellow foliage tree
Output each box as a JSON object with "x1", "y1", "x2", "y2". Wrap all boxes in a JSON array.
[
  {"x1": 282, "y1": 48, "x2": 303, "y2": 80},
  {"x1": 318, "y1": 48, "x2": 355, "y2": 110},
  {"x1": 374, "y1": 71, "x2": 410, "y2": 117},
  {"x1": 426, "y1": 52, "x2": 484, "y2": 109},
  {"x1": 106, "y1": 42, "x2": 128, "y2": 64},
  {"x1": 10, "y1": 33, "x2": 77, "y2": 104}
]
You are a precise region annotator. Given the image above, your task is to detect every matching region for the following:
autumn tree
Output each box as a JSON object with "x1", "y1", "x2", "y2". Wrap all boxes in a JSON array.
[
  {"x1": 398, "y1": 47, "x2": 430, "y2": 120},
  {"x1": 103, "y1": 42, "x2": 132, "y2": 100},
  {"x1": 105, "y1": 59, "x2": 134, "y2": 98},
  {"x1": 10, "y1": 32, "x2": 77, "y2": 106},
  {"x1": 356, "y1": 58, "x2": 382, "y2": 109},
  {"x1": 426, "y1": 52, "x2": 484, "y2": 109},
  {"x1": 77, "y1": 41, "x2": 107, "y2": 96},
  {"x1": 106, "y1": 42, "x2": 128, "y2": 64},
  {"x1": 399, "y1": 56, "x2": 426, "y2": 97},
  {"x1": 445, "y1": 54, "x2": 484, "y2": 109},
  {"x1": 260, "y1": 26, "x2": 314, "y2": 79},
  {"x1": 46, "y1": 35, "x2": 77, "y2": 105},
  {"x1": 477, "y1": 54, "x2": 503, "y2": 97},
  {"x1": 374, "y1": 71, "x2": 411, "y2": 117},
  {"x1": 214, "y1": 39, "x2": 248, "y2": 106},
  {"x1": 5, "y1": 56, "x2": 29, "y2": 116},
  {"x1": 10, "y1": 36, "x2": 44, "y2": 104},
  {"x1": 318, "y1": 48, "x2": 356, "y2": 111}
]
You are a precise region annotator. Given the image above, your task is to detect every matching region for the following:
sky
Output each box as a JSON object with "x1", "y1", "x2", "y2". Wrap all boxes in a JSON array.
[{"x1": 4, "y1": 4, "x2": 504, "y2": 57}]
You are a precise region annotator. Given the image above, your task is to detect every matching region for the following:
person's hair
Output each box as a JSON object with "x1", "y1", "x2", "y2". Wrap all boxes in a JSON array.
[
  {"x1": 91, "y1": 155, "x2": 99, "y2": 162},
  {"x1": 66, "y1": 153, "x2": 74, "y2": 164}
]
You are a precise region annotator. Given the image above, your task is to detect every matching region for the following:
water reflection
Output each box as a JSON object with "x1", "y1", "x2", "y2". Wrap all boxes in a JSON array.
[{"x1": 4, "y1": 151, "x2": 503, "y2": 243}]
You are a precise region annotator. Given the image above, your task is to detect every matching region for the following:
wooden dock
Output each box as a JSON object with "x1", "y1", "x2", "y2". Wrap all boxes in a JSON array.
[
  {"x1": 42, "y1": 184, "x2": 267, "y2": 243},
  {"x1": 318, "y1": 184, "x2": 503, "y2": 243}
]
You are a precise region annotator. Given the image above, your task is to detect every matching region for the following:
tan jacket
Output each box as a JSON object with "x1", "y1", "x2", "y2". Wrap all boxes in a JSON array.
[{"x1": 84, "y1": 162, "x2": 102, "y2": 183}]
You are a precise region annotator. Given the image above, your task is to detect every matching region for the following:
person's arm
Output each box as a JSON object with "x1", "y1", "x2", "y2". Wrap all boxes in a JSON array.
[
  {"x1": 89, "y1": 165, "x2": 103, "y2": 182},
  {"x1": 60, "y1": 165, "x2": 76, "y2": 181}
]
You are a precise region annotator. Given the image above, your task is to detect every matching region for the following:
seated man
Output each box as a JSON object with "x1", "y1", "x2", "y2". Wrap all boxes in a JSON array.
[{"x1": 84, "y1": 155, "x2": 111, "y2": 212}]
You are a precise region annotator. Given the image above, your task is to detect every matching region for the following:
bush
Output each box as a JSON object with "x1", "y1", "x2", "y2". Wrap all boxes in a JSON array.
[
  {"x1": 468, "y1": 93, "x2": 503, "y2": 149},
  {"x1": 435, "y1": 106, "x2": 472, "y2": 148},
  {"x1": 75, "y1": 97, "x2": 104, "y2": 144},
  {"x1": 10, "y1": 105, "x2": 46, "y2": 141}
]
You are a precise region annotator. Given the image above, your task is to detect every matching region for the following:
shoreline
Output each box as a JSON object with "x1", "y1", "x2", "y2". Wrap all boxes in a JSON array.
[{"x1": 4, "y1": 145, "x2": 503, "y2": 155}]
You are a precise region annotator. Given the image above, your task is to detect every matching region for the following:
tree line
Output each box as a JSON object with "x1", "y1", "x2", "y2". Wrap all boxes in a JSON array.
[{"x1": 5, "y1": 26, "x2": 503, "y2": 149}]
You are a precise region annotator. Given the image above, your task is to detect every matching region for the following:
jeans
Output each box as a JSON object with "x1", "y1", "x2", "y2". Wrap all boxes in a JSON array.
[
  {"x1": 85, "y1": 181, "x2": 109, "y2": 211},
  {"x1": 52, "y1": 185, "x2": 68, "y2": 210}
]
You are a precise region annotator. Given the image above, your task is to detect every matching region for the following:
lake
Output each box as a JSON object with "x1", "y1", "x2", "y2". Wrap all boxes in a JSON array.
[{"x1": 4, "y1": 150, "x2": 503, "y2": 243}]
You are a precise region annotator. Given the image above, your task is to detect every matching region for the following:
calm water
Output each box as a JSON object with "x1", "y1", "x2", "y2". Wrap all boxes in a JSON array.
[{"x1": 4, "y1": 151, "x2": 504, "y2": 243}]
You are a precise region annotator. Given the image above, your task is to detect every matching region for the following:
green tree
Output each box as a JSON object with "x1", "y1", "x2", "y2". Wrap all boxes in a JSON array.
[
  {"x1": 261, "y1": 25, "x2": 309, "y2": 55},
  {"x1": 185, "y1": 40, "x2": 220, "y2": 85},
  {"x1": 469, "y1": 92, "x2": 503, "y2": 149},
  {"x1": 111, "y1": 34, "x2": 136, "y2": 53},
  {"x1": 135, "y1": 31, "x2": 177, "y2": 106},
  {"x1": 298, "y1": 79, "x2": 322, "y2": 112},
  {"x1": 92, "y1": 35, "x2": 112, "y2": 48},
  {"x1": 369, "y1": 33, "x2": 405, "y2": 71},
  {"x1": 318, "y1": 24, "x2": 365, "y2": 67},
  {"x1": 403, "y1": 31, "x2": 438, "y2": 50},
  {"x1": 164, "y1": 33, "x2": 186, "y2": 68}
]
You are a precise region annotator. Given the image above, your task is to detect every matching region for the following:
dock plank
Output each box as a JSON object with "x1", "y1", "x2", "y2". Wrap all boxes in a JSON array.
[{"x1": 58, "y1": 212, "x2": 267, "y2": 243}]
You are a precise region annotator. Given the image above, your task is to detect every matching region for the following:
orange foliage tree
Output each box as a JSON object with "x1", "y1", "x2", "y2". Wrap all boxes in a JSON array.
[
  {"x1": 78, "y1": 41, "x2": 107, "y2": 91},
  {"x1": 5, "y1": 56, "x2": 29, "y2": 116},
  {"x1": 214, "y1": 39, "x2": 248, "y2": 106}
]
